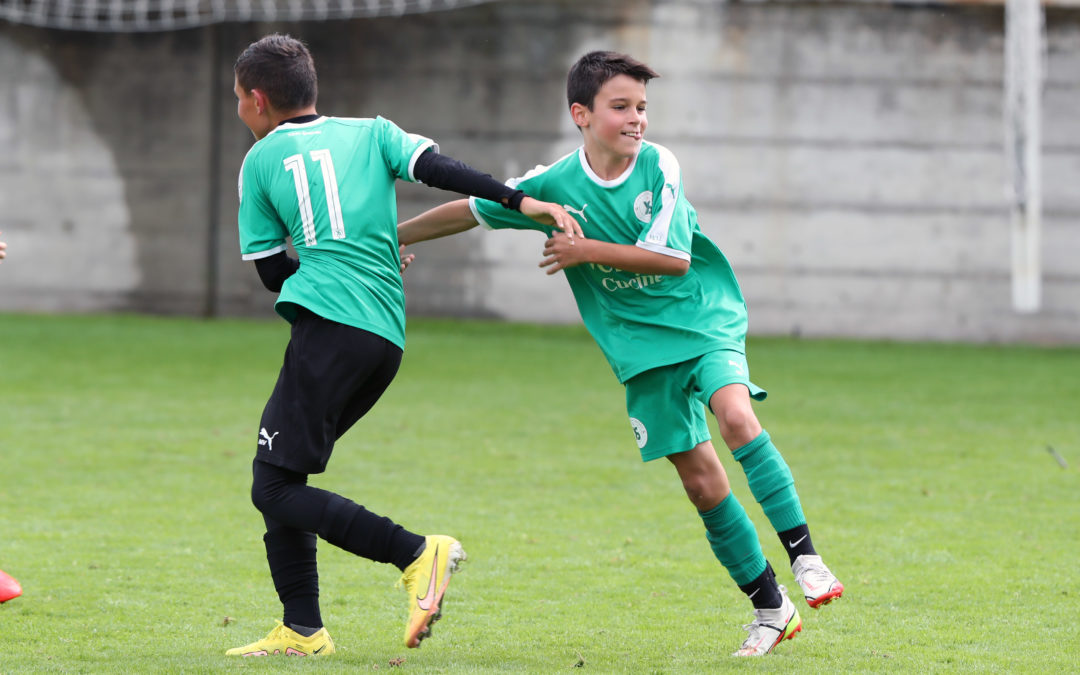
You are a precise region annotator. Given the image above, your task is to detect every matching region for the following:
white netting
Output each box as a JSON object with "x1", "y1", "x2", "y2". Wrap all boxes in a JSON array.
[{"x1": 0, "y1": 0, "x2": 498, "y2": 32}]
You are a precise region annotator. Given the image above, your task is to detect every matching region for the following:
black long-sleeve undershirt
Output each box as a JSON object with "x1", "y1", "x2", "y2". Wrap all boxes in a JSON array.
[
  {"x1": 412, "y1": 149, "x2": 525, "y2": 210},
  {"x1": 253, "y1": 147, "x2": 523, "y2": 293},
  {"x1": 254, "y1": 251, "x2": 300, "y2": 293}
]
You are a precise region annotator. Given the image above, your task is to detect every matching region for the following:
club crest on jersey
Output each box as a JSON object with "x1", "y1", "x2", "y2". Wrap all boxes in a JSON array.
[{"x1": 633, "y1": 191, "x2": 653, "y2": 223}]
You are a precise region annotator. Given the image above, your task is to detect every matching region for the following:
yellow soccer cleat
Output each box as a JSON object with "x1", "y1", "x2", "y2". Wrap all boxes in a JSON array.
[
  {"x1": 398, "y1": 535, "x2": 467, "y2": 648},
  {"x1": 225, "y1": 621, "x2": 335, "y2": 657}
]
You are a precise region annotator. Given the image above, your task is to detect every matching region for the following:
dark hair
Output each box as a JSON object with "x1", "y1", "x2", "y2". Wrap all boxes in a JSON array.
[
  {"x1": 566, "y1": 51, "x2": 659, "y2": 110},
  {"x1": 234, "y1": 34, "x2": 318, "y2": 112}
]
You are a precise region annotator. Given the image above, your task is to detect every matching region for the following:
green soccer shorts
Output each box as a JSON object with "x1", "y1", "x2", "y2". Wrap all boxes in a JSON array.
[{"x1": 624, "y1": 350, "x2": 767, "y2": 462}]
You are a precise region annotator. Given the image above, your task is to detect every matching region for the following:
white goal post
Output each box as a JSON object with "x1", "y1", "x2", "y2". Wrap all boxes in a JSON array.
[{"x1": 1004, "y1": 0, "x2": 1046, "y2": 314}]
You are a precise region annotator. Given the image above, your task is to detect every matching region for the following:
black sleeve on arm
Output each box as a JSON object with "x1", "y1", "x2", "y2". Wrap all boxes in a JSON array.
[
  {"x1": 254, "y1": 251, "x2": 299, "y2": 293},
  {"x1": 413, "y1": 150, "x2": 525, "y2": 211}
]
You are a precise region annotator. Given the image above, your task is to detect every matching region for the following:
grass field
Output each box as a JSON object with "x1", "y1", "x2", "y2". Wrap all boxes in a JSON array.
[{"x1": 1, "y1": 313, "x2": 1077, "y2": 673}]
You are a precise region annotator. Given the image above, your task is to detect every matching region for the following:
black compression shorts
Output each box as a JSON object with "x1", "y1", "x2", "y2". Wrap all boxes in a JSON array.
[{"x1": 255, "y1": 307, "x2": 402, "y2": 474}]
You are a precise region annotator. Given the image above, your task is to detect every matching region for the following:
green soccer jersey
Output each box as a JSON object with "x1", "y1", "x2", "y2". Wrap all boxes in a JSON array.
[
  {"x1": 470, "y1": 142, "x2": 748, "y2": 383},
  {"x1": 238, "y1": 115, "x2": 435, "y2": 348}
]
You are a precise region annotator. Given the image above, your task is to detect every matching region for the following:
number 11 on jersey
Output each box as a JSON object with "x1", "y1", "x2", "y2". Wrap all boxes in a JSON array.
[{"x1": 283, "y1": 149, "x2": 346, "y2": 247}]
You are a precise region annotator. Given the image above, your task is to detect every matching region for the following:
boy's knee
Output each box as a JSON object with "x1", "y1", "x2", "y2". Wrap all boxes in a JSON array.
[
  {"x1": 250, "y1": 460, "x2": 297, "y2": 516},
  {"x1": 678, "y1": 466, "x2": 729, "y2": 511},
  {"x1": 683, "y1": 479, "x2": 729, "y2": 512},
  {"x1": 250, "y1": 477, "x2": 272, "y2": 514},
  {"x1": 713, "y1": 405, "x2": 760, "y2": 447}
]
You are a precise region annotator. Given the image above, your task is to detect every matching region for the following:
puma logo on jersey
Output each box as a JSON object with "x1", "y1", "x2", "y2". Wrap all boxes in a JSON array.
[
  {"x1": 563, "y1": 203, "x2": 588, "y2": 223},
  {"x1": 259, "y1": 428, "x2": 279, "y2": 451}
]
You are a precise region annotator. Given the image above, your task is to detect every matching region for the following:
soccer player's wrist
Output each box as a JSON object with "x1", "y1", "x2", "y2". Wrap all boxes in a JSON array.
[{"x1": 503, "y1": 190, "x2": 525, "y2": 211}]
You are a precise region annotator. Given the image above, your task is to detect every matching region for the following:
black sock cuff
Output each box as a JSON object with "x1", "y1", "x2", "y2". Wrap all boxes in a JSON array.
[
  {"x1": 288, "y1": 622, "x2": 322, "y2": 637},
  {"x1": 738, "y1": 562, "x2": 782, "y2": 610},
  {"x1": 778, "y1": 524, "x2": 816, "y2": 563}
]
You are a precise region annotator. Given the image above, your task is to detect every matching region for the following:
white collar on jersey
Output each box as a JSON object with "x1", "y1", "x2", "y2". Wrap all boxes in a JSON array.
[{"x1": 576, "y1": 145, "x2": 641, "y2": 188}]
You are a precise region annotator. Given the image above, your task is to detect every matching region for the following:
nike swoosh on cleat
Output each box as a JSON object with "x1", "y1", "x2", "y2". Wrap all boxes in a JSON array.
[
  {"x1": 415, "y1": 546, "x2": 441, "y2": 612},
  {"x1": 313, "y1": 645, "x2": 326, "y2": 654},
  {"x1": 787, "y1": 535, "x2": 808, "y2": 548}
]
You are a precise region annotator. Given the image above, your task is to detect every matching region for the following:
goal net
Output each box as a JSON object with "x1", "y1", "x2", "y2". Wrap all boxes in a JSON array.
[{"x1": 0, "y1": 0, "x2": 498, "y2": 32}]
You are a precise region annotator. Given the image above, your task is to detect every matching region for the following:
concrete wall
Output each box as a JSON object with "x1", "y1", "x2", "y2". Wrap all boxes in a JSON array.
[{"x1": 1, "y1": 0, "x2": 1078, "y2": 342}]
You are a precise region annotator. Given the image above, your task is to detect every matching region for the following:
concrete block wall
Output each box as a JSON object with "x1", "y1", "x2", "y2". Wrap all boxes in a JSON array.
[
  {"x1": 0, "y1": 28, "x2": 218, "y2": 314},
  {"x1": 0, "y1": 0, "x2": 1077, "y2": 342}
]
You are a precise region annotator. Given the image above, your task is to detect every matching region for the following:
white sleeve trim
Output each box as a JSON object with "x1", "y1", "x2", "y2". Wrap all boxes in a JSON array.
[
  {"x1": 642, "y1": 143, "x2": 681, "y2": 248},
  {"x1": 468, "y1": 196, "x2": 497, "y2": 229},
  {"x1": 241, "y1": 243, "x2": 288, "y2": 261},
  {"x1": 637, "y1": 240, "x2": 691, "y2": 262},
  {"x1": 407, "y1": 140, "x2": 439, "y2": 181}
]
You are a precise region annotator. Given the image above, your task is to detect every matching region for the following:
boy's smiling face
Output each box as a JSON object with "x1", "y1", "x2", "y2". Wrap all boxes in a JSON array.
[{"x1": 574, "y1": 73, "x2": 648, "y2": 165}]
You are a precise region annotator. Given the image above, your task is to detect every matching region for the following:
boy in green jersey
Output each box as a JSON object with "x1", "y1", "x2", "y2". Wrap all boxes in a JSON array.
[
  {"x1": 398, "y1": 51, "x2": 843, "y2": 657},
  {"x1": 227, "y1": 34, "x2": 579, "y2": 657}
]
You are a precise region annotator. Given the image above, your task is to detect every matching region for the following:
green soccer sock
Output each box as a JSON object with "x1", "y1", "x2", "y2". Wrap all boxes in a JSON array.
[
  {"x1": 698, "y1": 492, "x2": 767, "y2": 586},
  {"x1": 732, "y1": 430, "x2": 807, "y2": 533}
]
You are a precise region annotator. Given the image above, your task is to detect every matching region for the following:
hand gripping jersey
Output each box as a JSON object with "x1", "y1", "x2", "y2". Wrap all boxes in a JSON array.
[
  {"x1": 470, "y1": 142, "x2": 748, "y2": 383},
  {"x1": 238, "y1": 116, "x2": 435, "y2": 349}
]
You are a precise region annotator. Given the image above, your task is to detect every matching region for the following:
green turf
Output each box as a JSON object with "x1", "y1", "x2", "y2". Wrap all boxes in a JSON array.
[{"x1": 1, "y1": 313, "x2": 1077, "y2": 672}]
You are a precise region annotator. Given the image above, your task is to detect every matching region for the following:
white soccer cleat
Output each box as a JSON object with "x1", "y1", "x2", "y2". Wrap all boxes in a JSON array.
[
  {"x1": 791, "y1": 554, "x2": 844, "y2": 608},
  {"x1": 733, "y1": 585, "x2": 802, "y2": 656}
]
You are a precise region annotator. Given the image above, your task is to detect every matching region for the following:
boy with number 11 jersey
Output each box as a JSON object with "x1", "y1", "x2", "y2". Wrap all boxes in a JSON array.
[
  {"x1": 227, "y1": 33, "x2": 579, "y2": 658},
  {"x1": 238, "y1": 114, "x2": 433, "y2": 348}
]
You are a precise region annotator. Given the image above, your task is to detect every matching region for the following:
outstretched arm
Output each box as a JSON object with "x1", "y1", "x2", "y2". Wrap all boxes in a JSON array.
[
  {"x1": 539, "y1": 232, "x2": 689, "y2": 277},
  {"x1": 412, "y1": 151, "x2": 582, "y2": 241},
  {"x1": 398, "y1": 197, "x2": 583, "y2": 248},
  {"x1": 398, "y1": 199, "x2": 479, "y2": 246}
]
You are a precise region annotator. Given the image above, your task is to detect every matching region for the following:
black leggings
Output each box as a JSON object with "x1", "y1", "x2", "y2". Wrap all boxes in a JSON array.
[{"x1": 250, "y1": 460, "x2": 425, "y2": 628}]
